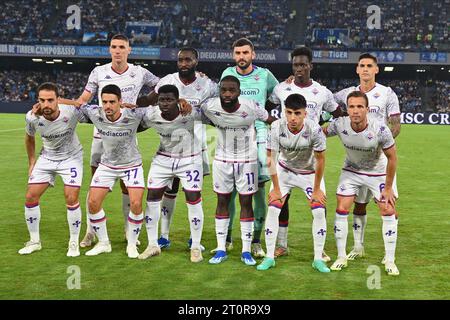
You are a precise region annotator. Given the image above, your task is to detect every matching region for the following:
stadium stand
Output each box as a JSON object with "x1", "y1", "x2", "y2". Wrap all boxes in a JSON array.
[
  {"x1": 305, "y1": 0, "x2": 449, "y2": 51},
  {"x1": 1, "y1": 0, "x2": 447, "y2": 51}
]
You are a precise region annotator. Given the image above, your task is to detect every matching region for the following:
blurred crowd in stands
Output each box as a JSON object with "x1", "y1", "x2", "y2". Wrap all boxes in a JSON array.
[
  {"x1": 305, "y1": 0, "x2": 449, "y2": 51},
  {"x1": 1, "y1": 0, "x2": 447, "y2": 51}
]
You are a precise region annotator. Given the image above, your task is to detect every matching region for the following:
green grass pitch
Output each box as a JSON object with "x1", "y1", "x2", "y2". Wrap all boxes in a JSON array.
[{"x1": 0, "y1": 113, "x2": 449, "y2": 300}]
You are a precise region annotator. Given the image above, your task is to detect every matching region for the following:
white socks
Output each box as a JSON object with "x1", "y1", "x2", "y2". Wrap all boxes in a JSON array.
[
  {"x1": 215, "y1": 215, "x2": 230, "y2": 251},
  {"x1": 240, "y1": 218, "x2": 254, "y2": 253},
  {"x1": 264, "y1": 203, "x2": 282, "y2": 259},
  {"x1": 67, "y1": 203, "x2": 82, "y2": 243},
  {"x1": 382, "y1": 215, "x2": 398, "y2": 263},
  {"x1": 311, "y1": 205, "x2": 327, "y2": 261},
  {"x1": 144, "y1": 201, "x2": 161, "y2": 247},
  {"x1": 159, "y1": 193, "x2": 177, "y2": 240},
  {"x1": 24, "y1": 202, "x2": 41, "y2": 243},
  {"x1": 277, "y1": 221, "x2": 289, "y2": 248},
  {"x1": 334, "y1": 210, "x2": 349, "y2": 258},
  {"x1": 352, "y1": 213, "x2": 367, "y2": 249},
  {"x1": 187, "y1": 199, "x2": 203, "y2": 250},
  {"x1": 89, "y1": 209, "x2": 109, "y2": 242},
  {"x1": 127, "y1": 212, "x2": 143, "y2": 246}
]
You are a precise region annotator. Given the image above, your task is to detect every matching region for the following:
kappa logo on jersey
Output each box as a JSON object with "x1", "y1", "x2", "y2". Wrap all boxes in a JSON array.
[
  {"x1": 181, "y1": 119, "x2": 189, "y2": 124},
  {"x1": 38, "y1": 122, "x2": 45, "y2": 127},
  {"x1": 94, "y1": 177, "x2": 100, "y2": 183},
  {"x1": 29, "y1": 175, "x2": 34, "y2": 181},
  {"x1": 133, "y1": 181, "x2": 139, "y2": 185},
  {"x1": 214, "y1": 111, "x2": 221, "y2": 117},
  {"x1": 339, "y1": 185, "x2": 346, "y2": 192},
  {"x1": 69, "y1": 179, "x2": 76, "y2": 184},
  {"x1": 285, "y1": 87, "x2": 292, "y2": 91},
  {"x1": 104, "y1": 75, "x2": 112, "y2": 80},
  {"x1": 380, "y1": 126, "x2": 386, "y2": 132},
  {"x1": 214, "y1": 183, "x2": 220, "y2": 189},
  {"x1": 248, "y1": 187, "x2": 254, "y2": 192},
  {"x1": 192, "y1": 184, "x2": 199, "y2": 189},
  {"x1": 98, "y1": 117, "x2": 104, "y2": 122},
  {"x1": 280, "y1": 132, "x2": 287, "y2": 138},
  {"x1": 342, "y1": 130, "x2": 349, "y2": 135},
  {"x1": 62, "y1": 117, "x2": 69, "y2": 123}
]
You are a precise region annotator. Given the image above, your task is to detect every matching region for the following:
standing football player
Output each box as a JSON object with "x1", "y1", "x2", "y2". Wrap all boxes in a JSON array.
[
  {"x1": 216, "y1": 38, "x2": 279, "y2": 258},
  {"x1": 334, "y1": 53, "x2": 401, "y2": 262},
  {"x1": 325, "y1": 91, "x2": 400, "y2": 276}
]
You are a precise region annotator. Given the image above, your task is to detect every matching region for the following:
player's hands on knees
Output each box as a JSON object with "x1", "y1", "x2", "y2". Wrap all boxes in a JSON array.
[
  {"x1": 268, "y1": 189, "x2": 283, "y2": 204},
  {"x1": 381, "y1": 187, "x2": 396, "y2": 210},
  {"x1": 121, "y1": 103, "x2": 138, "y2": 109},
  {"x1": 284, "y1": 75, "x2": 295, "y2": 84},
  {"x1": 310, "y1": 189, "x2": 327, "y2": 206},
  {"x1": 179, "y1": 99, "x2": 192, "y2": 116},
  {"x1": 31, "y1": 103, "x2": 43, "y2": 116}
]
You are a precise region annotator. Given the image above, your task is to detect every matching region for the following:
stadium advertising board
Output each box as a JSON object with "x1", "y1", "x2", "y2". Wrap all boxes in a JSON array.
[
  {"x1": 0, "y1": 44, "x2": 160, "y2": 59},
  {"x1": 268, "y1": 108, "x2": 450, "y2": 125},
  {"x1": 369, "y1": 51, "x2": 405, "y2": 63},
  {"x1": 420, "y1": 52, "x2": 447, "y2": 63},
  {"x1": 401, "y1": 112, "x2": 450, "y2": 125}
]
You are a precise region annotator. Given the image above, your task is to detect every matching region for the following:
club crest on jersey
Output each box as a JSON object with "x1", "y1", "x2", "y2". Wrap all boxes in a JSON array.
[
  {"x1": 254, "y1": 75, "x2": 260, "y2": 81},
  {"x1": 302, "y1": 132, "x2": 310, "y2": 139},
  {"x1": 380, "y1": 126, "x2": 386, "y2": 132},
  {"x1": 130, "y1": 72, "x2": 136, "y2": 78},
  {"x1": 367, "y1": 132, "x2": 374, "y2": 140},
  {"x1": 29, "y1": 175, "x2": 34, "y2": 181},
  {"x1": 285, "y1": 87, "x2": 292, "y2": 91},
  {"x1": 94, "y1": 177, "x2": 100, "y2": 183},
  {"x1": 104, "y1": 75, "x2": 112, "y2": 80},
  {"x1": 373, "y1": 92, "x2": 380, "y2": 99},
  {"x1": 122, "y1": 118, "x2": 129, "y2": 124},
  {"x1": 241, "y1": 112, "x2": 248, "y2": 118},
  {"x1": 62, "y1": 116, "x2": 69, "y2": 123},
  {"x1": 312, "y1": 88, "x2": 319, "y2": 95},
  {"x1": 195, "y1": 84, "x2": 202, "y2": 91}
]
